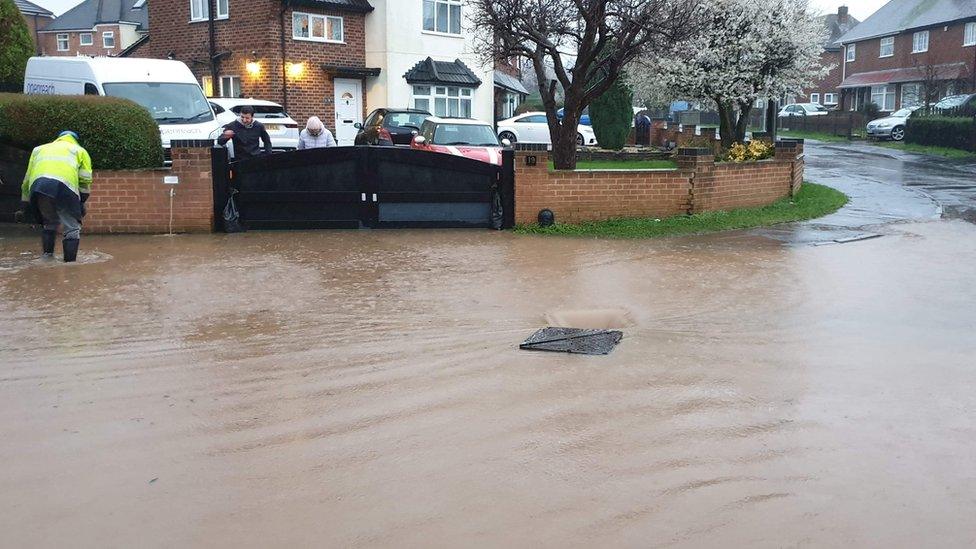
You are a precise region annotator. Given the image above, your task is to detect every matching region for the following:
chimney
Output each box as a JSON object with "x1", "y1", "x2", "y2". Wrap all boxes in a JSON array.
[{"x1": 838, "y1": 5, "x2": 849, "y2": 24}]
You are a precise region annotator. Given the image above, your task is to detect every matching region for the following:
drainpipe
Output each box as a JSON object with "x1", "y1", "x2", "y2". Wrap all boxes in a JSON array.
[
  {"x1": 208, "y1": 0, "x2": 218, "y2": 88},
  {"x1": 33, "y1": 15, "x2": 41, "y2": 54},
  {"x1": 280, "y1": 1, "x2": 289, "y2": 113}
]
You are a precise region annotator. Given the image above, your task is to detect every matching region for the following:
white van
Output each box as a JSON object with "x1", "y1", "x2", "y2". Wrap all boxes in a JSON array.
[{"x1": 24, "y1": 57, "x2": 221, "y2": 157}]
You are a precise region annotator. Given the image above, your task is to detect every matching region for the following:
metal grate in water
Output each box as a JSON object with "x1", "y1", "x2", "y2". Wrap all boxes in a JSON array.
[{"x1": 520, "y1": 327, "x2": 624, "y2": 355}]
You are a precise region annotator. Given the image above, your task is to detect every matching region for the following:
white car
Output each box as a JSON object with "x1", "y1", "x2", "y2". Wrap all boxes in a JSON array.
[
  {"x1": 496, "y1": 112, "x2": 598, "y2": 146},
  {"x1": 866, "y1": 105, "x2": 923, "y2": 141},
  {"x1": 209, "y1": 98, "x2": 300, "y2": 151},
  {"x1": 778, "y1": 103, "x2": 830, "y2": 117}
]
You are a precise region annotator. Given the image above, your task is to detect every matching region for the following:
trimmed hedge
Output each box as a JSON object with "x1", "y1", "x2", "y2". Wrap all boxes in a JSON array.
[
  {"x1": 0, "y1": 93, "x2": 164, "y2": 169},
  {"x1": 590, "y1": 77, "x2": 633, "y2": 150},
  {"x1": 906, "y1": 116, "x2": 975, "y2": 152}
]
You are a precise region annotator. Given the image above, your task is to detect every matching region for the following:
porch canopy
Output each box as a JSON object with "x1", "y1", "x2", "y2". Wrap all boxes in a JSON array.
[{"x1": 839, "y1": 63, "x2": 968, "y2": 88}]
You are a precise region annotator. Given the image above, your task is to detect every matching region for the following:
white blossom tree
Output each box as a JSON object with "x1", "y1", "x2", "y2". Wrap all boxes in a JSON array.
[{"x1": 630, "y1": 0, "x2": 830, "y2": 148}]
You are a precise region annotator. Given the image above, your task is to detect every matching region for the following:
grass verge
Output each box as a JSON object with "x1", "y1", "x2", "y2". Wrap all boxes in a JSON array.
[
  {"x1": 873, "y1": 140, "x2": 976, "y2": 160},
  {"x1": 779, "y1": 130, "x2": 852, "y2": 143},
  {"x1": 551, "y1": 159, "x2": 678, "y2": 170},
  {"x1": 514, "y1": 183, "x2": 848, "y2": 239}
]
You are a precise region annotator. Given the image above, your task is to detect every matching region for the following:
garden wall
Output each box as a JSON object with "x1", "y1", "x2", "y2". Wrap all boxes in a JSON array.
[{"x1": 513, "y1": 140, "x2": 804, "y2": 225}]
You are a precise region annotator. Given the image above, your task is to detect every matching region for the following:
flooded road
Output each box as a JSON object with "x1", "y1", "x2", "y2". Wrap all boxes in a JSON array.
[{"x1": 2, "y1": 218, "x2": 976, "y2": 547}]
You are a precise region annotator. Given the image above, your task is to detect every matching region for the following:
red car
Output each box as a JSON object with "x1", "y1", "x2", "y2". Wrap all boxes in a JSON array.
[{"x1": 410, "y1": 117, "x2": 510, "y2": 165}]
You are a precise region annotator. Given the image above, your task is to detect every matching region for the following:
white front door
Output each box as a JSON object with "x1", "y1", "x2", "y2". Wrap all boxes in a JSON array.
[{"x1": 334, "y1": 78, "x2": 363, "y2": 146}]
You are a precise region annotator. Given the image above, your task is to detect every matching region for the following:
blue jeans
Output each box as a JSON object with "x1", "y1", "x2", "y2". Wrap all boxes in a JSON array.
[{"x1": 36, "y1": 195, "x2": 81, "y2": 241}]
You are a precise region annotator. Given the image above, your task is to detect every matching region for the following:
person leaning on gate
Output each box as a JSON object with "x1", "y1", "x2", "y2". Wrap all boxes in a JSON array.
[
  {"x1": 217, "y1": 105, "x2": 272, "y2": 160},
  {"x1": 297, "y1": 116, "x2": 336, "y2": 150},
  {"x1": 20, "y1": 131, "x2": 92, "y2": 263}
]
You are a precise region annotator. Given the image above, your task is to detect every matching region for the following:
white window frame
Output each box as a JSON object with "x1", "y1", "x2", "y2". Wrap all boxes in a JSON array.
[
  {"x1": 412, "y1": 85, "x2": 473, "y2": 118},
  {"x1": 102, "y1": 31, "x2": 115, "y2": 48},
  {"x1": 201, "y1": 76, "x2": 214, "y2": 97},
  {"x1": 190, "y1": 0, "x2": 228, "y2": 22},
  {"x1": 810, "y1": 93, "x2": 820, "y2": 104},
  {"x1": 879, "y1": 36, "x2": 894, "y2": 58},
  {"x1": 871, "y1": 85, "x2": 895, "y2": 111},
  {"x1": 912, "y1": 30, "x2": 929, "y2": 53},
  {"x1": 422, "y1": 0, "x2": 462, "y2": 36},
  {"x1": 56, "y1": 33, "x2": 69, "y2": 51},
  {"x1": 79, "y1": 32, "x2": 93, "y2": 46},
  {"x1": 901, "y1": 83, "x2": 921, "y2": 108},
  {"x1": 965, "y1": 22, "x2": 976, "y2": 47},
  {"x1": 824, "y1": 93, "x2": 837, "y2": 105},
  {"x1": 846, "y1": 44, "x2": 855, "y2": 62},
  {"x1": 219, "y1": 75, "x2": 241, "y2": 98},
  {"x1": 292, "y1": 12, "x2": 343, "y2": 43}
]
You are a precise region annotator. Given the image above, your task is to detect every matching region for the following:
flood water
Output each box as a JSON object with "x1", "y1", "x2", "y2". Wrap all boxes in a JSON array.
[{"x1": 2, "y1": 221, "x2": 976, "y2": 547}]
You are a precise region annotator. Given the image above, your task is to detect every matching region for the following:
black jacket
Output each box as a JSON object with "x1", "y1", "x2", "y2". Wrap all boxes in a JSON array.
[{"x1": 218, "y1": 120, "x2": 272, "y2": 160}]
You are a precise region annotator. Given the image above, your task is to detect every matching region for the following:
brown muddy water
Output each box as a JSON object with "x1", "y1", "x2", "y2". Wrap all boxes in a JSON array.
[{"x1": 2, "y1": 222, "x2": 976, "y2": 548}]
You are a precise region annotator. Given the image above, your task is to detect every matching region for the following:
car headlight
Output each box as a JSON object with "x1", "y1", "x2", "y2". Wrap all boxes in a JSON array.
[{"x1": 877, "y1": 122, "x2": 892, "y2": 128}]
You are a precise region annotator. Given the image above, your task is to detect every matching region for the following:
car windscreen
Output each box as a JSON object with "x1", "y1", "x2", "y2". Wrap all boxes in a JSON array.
[
  {"x1": 432, "y1": 124, "x2": 499, "y2": 146},
  {"x1": 102, "y1": 82, "x2": 214, "y2": 125},
  {"x1": 385, "y1": 112, "x2": 428, "y2": 129},
  {"x1": 231, "y1": 105, "x2": 288, "y2": 119}
]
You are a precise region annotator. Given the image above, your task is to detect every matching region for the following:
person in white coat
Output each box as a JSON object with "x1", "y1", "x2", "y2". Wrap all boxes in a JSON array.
[{"x1": 297, "y1": 116, "x2": 337, "y2": 149}]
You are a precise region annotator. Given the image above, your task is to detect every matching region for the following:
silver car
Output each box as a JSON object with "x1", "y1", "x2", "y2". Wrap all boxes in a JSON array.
[{"x1": 866, "y1": 106, "x2": 922, "y2": 141}]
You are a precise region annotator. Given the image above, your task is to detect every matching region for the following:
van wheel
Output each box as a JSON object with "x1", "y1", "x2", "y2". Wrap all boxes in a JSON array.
[
  {"x1": 499, "y1": 131, "x2": 516, "y2": 143},
  {"x1": 891, "y1": 126, "x2": 905, "y2": 141}
]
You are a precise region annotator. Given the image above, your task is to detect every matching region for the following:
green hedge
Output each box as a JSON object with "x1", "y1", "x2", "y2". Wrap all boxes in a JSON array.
[
  {"x1": 590, "y1": 78, "x2": 633, "y2": 150},
  {"x1": 0, "y1": 93, "x2": 164, "y2": 169},
  {"x1": 906, "y1": 116, "x2": 975, "y2": 151},
  {"x1": 0, "y1": 0, "x2": 33, "y2": 89}
]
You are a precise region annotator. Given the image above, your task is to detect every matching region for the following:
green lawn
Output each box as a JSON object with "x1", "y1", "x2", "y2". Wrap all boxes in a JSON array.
[
  {"x1": 873, "y1": 141, "x2": 976, "y2": 159},
  {"x1": 552, "y1": 159, "x2": 678, "y2": 170},
  {"x1": 514, "y1": 183, "x2": 848, "y2": 239},
  {"x1": 779, "y1": 130, "x2": 852, "y2": 143}
]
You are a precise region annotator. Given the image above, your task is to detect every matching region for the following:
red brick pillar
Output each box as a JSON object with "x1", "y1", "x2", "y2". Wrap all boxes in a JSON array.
[
  {"x1": 774, "y1": 139, "x2": 805, "y2": 197},
  {"x1": 513, "y1": 145, "x2": 553, "y2": 225},
  {"x1": 676, "y1": 147, "x2": 715, "y2": 214}
]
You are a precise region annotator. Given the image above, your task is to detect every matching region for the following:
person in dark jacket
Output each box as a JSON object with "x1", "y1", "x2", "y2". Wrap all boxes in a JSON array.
[{"x1": 217, "y1": 105, "x2": 272, "y2": 160}]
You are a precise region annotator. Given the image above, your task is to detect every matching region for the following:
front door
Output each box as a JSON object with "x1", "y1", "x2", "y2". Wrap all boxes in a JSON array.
[{"x1": 334, "y1": 78, "x2": 363, "y2": 146}]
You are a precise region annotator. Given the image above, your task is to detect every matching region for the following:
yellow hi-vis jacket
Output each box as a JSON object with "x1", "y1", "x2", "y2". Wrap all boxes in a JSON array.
[{"x1": 21, "y1": 134, "x2": 93, "y2": 201}]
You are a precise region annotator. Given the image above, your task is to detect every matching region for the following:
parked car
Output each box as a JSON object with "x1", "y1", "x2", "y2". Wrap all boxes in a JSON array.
[
  {"x1": 496, "y1": 112, "x2": 598, "y2": 146},
  {"x1": 556, "y1": 106, "x2": 591, "y2": 126},
  {"x1": 355, "y1": 108, "x2": 431, "y2": 146},
  {"x1": 411, "y1": 117, "x2": 508, "y2": 165},
  {"x1": 934, "y1": 94, "x2": 976, "y2": 116},
  {"x1": 866, "y1": 105, "x2": 923, "y2": 141},
  {"x1": 210, "y1": 98, "x2": 299, "y2": 151},
  {"x1": 778, "y1": 103, "x2": 830, "y2": 117}
]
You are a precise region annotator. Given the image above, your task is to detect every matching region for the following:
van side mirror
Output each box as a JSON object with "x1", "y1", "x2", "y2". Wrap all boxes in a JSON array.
[
  {"x1": 414, "y1": 135, "x2": 426, "y2": 145},
  {"x1": 501, "y1": 138, "x2": 512, "y2": 147}
]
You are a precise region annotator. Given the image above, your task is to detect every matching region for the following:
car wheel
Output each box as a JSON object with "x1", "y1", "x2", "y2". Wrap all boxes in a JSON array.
[
  {"x1": 576, "y1": 133, "x2": 585, "y2": 146},
  {"x1": 499, "y1": 131, "x2": 517, "y2": 144},
  {"x1": 891, "y1": 126, "x2": 905, "y2": 141}
]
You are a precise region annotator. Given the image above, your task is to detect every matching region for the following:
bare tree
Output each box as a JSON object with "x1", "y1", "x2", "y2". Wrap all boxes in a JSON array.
[
  {"x1": 469, "y1": 0, "x2": 702, "y2": 169},
  {"x1": 912, "y1": 56, "x2": 967, "y2": 114}
]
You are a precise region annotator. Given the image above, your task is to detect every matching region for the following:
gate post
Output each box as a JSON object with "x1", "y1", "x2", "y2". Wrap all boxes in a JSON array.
[
  {"x1": 501, "y1": 149, "x2": 516, "y2": 229},
  {"x1": 210, "y1": 146, "x2": 229, "y2": 232}
]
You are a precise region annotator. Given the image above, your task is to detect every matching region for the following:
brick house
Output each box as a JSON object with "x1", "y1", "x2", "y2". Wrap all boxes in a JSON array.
[
  {"x1": 36, "y1": 0, "x2": 147, "y2": 57},
  {"x1": 494, "y1": 56, "x2": 528, "y2": 121},
  {"x1": 14, "y1": 0, "x2": 55, "y2": 55},
  {"x1": 836, "y1": 0, "x2": 976, "y2": 112},
  {"x1": 803, "y1": 6, "x2": 859, "y2": 108},
  {"x1": 148, "y1": 0, "x2": 375, "y2": 144}
]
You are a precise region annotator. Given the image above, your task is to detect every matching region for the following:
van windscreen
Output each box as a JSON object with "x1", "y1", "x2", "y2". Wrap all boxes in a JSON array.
[{"x1": 102, "y1": 82, "x2": 214, "y2": 125}]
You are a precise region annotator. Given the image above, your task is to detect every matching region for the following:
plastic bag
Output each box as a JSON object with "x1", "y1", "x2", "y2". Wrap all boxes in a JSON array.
[
  {"x1": 223, "y1": 189, "x2": 246, "y2": 233},
  {"x1": 490, "y1": 186, "x2": 504, "y2": 230}
]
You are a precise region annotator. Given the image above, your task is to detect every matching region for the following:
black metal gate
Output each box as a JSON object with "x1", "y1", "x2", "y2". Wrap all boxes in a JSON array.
[{"x1": 222, "y1": 146, "x2": 515, "y2": 230}]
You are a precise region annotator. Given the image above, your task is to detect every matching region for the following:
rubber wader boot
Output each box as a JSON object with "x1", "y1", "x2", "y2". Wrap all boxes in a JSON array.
[
  {"x1": 42, "y1": 230, "x2": 56, "y2": 256},
  {"x1": 63, "y1": 239, "x2": 79, "y2": 263}
]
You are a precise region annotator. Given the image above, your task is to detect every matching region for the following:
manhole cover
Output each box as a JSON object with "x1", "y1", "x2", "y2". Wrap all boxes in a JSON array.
[{"x1": 520, "y1": 327, "x2": 624, "y2": 355}]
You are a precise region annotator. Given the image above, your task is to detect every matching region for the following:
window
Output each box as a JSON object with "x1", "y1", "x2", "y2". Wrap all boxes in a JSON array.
[
  {"x1": 871, "y1": 85, "x2": 895, "y2": 111},
  {"x1": 901, "y1": 83, "x2": 921, "y2": 107},
  {"x1": 824, "y1": 93, "x2": 837, "y2": 105},
  {"x1": 810, "y1": 93, "x2": 820, "y2": 104},
  {"x1": 846, "y1": 44, "x2": 855, "y2": 61},
  {"x1": 56, "y1": 33, "x2": 69, "y2": 51},
  {"x1": 501, "y1": 91, "x2": 519, "y2": 119},
  {"x1": 102, "y1": 31, "x2": 115, "y2": 48},
  {"x1": 517, "y1": 114, "x2": 546, "y2": 123},
  {"x1": 292, "y1": 12, "x2": 343, "y2": 42},
  {"x1": 219, "y1": 75, "x2": 241, "y2": 98},
  {"x1": 79, "y1": 32, "x2": 93, "y2": 46},
  {"x1": 965, "y1": 22, "x2": 976, "y2": 46},
  {"x1": 412, "y1": 85, "x2": 472, "y2": 117},
  {"x1": 423, "y1": 0, "x2": 461, "y2": 35},
  {"x1": 880, "y1": 36, "x2": 894, "y2": 57},
  {"x1": 201, "y1": 76, "x2": 214, "y2": 97},
  {"x1": 912, "y1": 30, "x2": 928, "y2": 53},
  {"x1": 190, "y1": 0, "x2": 228, "y2": 22}
]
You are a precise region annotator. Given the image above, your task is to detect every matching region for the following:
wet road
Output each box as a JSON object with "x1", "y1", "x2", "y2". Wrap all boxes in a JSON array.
[{"x1": 2, "y1": 144, "x2": 976, "y2": 547}]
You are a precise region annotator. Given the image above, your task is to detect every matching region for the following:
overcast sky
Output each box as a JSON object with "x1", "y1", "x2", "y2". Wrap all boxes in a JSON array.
[{"x1": 34, "y1": 0, "x2": 891, "y2": 24}]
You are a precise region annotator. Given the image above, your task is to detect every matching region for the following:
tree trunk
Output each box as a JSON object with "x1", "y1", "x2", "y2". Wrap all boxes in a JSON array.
[
  {"x1": 717, "y1": 100, "x2": 736, "y2": 149},
  {"x1": 550, "y1": 91, "x2": 582, "y2": 170},
  {"x1": 734, "y1": 102, "x2": 752, "y2": 143}
]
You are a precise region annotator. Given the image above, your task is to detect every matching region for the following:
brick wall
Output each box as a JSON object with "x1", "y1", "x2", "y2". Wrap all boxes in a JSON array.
[
  {"x1": 803, "y1": 49, "x2": 844, "y2": 106},
  {"x1": 513, "y1": 141, "x2": 804, "y2": 225},
  {"x1": 84, "y1": 145, "x2": 214, "y2": 233},
  {"x1": 147, "y1": 0, "x2": 368, "y2": 129}
]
